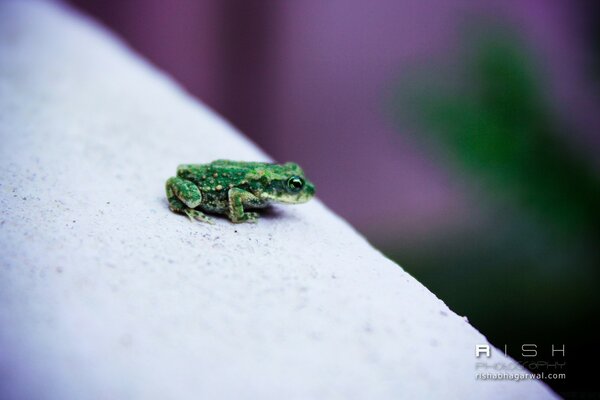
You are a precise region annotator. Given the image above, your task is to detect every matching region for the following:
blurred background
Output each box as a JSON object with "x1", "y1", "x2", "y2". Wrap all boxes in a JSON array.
[{"x1": 69, "y1": 0, "x2": 599, "y2": 396}]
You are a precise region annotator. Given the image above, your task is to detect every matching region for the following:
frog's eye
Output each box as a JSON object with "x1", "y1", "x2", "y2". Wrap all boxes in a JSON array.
[{"x1": 287, "y1": 176, "x2": 304, "y2": 192}]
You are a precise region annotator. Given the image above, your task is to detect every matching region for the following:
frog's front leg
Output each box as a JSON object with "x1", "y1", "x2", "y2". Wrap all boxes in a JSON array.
[
  {"x1": 165, "y1": 177, "x2": 213, "y2": 224},
  {"x1": 227, "y1": 188, "x2": 261, "y2": 223}
]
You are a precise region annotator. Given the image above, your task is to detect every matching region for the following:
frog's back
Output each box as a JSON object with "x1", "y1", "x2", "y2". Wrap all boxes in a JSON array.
[
  {"x1": 176, "y1": 163, "x2": 208, "y2": 181},
  {"x1": 209, "y1": 160, "x2": 272, "y2": 172},
  {"x1": 176, "y1": 160, "x2": 268, "y2": 194},
  {"x1": 179, "y1": 160, "x2": 268, "y2": 173}
]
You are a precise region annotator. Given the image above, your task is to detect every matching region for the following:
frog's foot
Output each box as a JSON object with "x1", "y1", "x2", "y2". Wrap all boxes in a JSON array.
[
  {"x1": 228, "y1": 188, "x2": 261, "y2": 223},
  {"x1": 230, "y1": 211, "x2": 259, "y2": 224},
  {"x1": 184, "y1": 208, "x2": 214, "y2": 225}
]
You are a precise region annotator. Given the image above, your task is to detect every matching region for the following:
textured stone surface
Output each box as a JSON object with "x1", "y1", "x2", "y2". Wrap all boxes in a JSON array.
[{"x1": 0, "y1": 1, "x2": 557, "y2": 399}]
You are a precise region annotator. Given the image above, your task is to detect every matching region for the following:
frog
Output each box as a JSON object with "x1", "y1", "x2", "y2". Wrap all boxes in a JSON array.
[{"x1": 165, "y1": 160, "x2": 316, "y2": 224}]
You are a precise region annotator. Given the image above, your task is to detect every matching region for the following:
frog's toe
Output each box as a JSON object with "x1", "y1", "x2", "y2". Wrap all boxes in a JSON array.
[
  {"x1": 184, "y1": 208, "x2": 214, "y2": 224},
  {"x1": 243, "y1": 212, "x2": 260, "y2": 223},
  {"x1": 229, "y1": 211, "x2": 259, "y2": 224}
]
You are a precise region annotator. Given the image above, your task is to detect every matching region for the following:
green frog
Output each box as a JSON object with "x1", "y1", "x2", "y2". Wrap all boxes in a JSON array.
[{"x1": 166, "y1": 160, "x2": 316, "y2": 224}]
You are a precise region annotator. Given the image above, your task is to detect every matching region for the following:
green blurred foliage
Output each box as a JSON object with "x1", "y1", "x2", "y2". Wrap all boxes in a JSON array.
[
  {"x1": 388, "y1": 22, "x2": 599, "y2": 395},
  {"x1": 394, "y1": 26, "x2": 599, "y2": 239}
]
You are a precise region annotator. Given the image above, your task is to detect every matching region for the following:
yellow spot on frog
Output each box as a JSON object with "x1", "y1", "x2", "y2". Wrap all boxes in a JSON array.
[
  {"x1": 216, "y1": 185, "x2": 223, "y2": 191},
  {"x1": 213, "y1": 173, "x2": 219, "y2": 178}
]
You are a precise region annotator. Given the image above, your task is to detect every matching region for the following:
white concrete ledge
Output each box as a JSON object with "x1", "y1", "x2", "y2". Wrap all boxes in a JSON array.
[{"x1": 0, "y1": 1, "x2": 557, "y2": 399}]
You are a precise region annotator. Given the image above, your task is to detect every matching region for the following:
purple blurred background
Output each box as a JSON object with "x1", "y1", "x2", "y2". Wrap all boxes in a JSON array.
[
  {"x1": 70, "y1": 0, "x2": 597, "y2": 238},
  {"x1": 68, "y1": 1, "x2": 600, "y2": 396}
]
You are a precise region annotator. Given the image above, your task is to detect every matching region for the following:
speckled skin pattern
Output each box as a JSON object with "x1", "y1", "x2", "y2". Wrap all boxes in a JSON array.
[{"x1": 166, "y1": 160, "x2": 316, "y2": 223}]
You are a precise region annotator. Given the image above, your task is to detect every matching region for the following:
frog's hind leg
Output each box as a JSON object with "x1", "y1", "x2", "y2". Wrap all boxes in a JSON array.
[
  {"x1": 165, "y1": 177, "x2": 213, "y2": 224},
  {"x1": 166, "y1": 177, "x2": 202, "y2": 209}
]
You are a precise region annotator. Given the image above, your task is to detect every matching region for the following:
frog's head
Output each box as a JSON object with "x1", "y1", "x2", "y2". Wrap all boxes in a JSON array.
[{"x1": 251, "y1": 162, "x2": 316, "y2": 204}]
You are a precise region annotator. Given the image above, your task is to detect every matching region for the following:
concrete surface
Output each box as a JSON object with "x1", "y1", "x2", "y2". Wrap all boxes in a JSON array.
[{"x1": 0, "y1": 1, "x2": 557, "y2": 399}]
